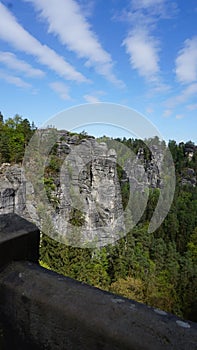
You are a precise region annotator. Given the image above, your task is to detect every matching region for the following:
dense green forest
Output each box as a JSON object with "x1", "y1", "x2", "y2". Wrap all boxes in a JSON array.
[
  {"x1": 0, "y1": 112, "x2": 36, "y2": 163},
  {"x1": 0, "y1": 113, "x2": 197, "y2": 322}
]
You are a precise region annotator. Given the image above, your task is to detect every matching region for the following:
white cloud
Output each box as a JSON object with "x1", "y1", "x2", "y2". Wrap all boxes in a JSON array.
[
  {"x1": 0, "y1": 3, "x2": 87, "y2": 83},
  {"x1": 49, "y1": 82, "x2": 71, "y2": 100},
  {"x1": 122, "y1": 0, "x2": 177, "y2": 83},
  {"x1": 186, "y1": 103, "x2": 197, "y2": 111},
  {"x1": 182, "y1": 83, "x2": 197, "y2": 96},
  {"x1": 163, "y1": 109, "x2": 172, "y2": 117},
  {"x1": 23, "y1": 0, "x2": 123, "y2": 86},
  {"x1": 83, "y1": 94, "x2": 100, "y2": 103},
  {"x1": 130, "y1": 0, "x2": 165, "y2": 16},
  {"x1": 146, "y1": 106, "x2": 154, "y2": 114},
  {"x1": 0, "y1": 51, "x2": 45, "y2": 77},
  {"x1": 122, "y1": 29, "x2": 160, "y2": 81},
  {"x1": 83, "y1": 90, "x2": 106, "y2": 103},
  {"x1": 132, "y1": 0, "x2": 164, "y2": 8},
  {"x1": 0, "y1": 69, "x2": 31, "y2": 88},
  {"x1": 129, "y1": 0, "x2": 177, "y2": 19},
  {"x1": 175, "y1": 36, "x2": 197, "y2": 84},
  {"x1": 77, "y1": 0, "x2": 95, "y2": 17},
  {"x1": 165, "y1": 83, "x2": 197, "y2": 108},
  {"x1": 175, "y1": 114, "x2": 184, "y2": 120}
]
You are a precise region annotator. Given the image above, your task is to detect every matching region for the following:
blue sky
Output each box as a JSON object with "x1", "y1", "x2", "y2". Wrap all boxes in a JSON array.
[{"x1": 0, "y1": 0, "x2": 196, "y2": 143}]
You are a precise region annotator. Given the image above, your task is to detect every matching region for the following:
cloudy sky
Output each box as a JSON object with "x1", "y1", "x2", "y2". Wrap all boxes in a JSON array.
[{"x1": 0, "y1": 0, "x2": 196, "y2": 142}]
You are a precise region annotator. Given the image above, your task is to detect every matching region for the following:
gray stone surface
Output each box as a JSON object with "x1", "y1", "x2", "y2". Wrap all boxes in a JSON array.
[
  {"x1": 0, "y1": 213, "x2": 39, "y2": 268},
  {"x1": 181, "y1": 168, "x2": 196, "y2": 187},
  {"x1": 0, "y1": 260, "x2": 197, "y2": 350},
  {"x1": 0, "y1": 163, "x2": 26, "y2": 215},
  {"x1": 0, "y1": 214, "x2": 197, "y2": 349},
  {"x1": 59, "y1": 138, "x2": 124, "y2": 246}
]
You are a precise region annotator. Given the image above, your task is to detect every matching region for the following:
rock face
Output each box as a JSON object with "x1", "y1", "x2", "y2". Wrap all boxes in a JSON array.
[
  {"x1": 0, "y1": 133, "x2": 196, "y2": 246},
  {"x1": 0, "y1": 136, "x2": 125, "y2": 247},
  {"x1": 60, "y1": 138, "x2": 124, "y2": 246},
  {"x1": 126, "y1": 145, "x2": 163, "y2": 190},
  {"x1": 0, "y1": 164, "x2": 26, "y2": 215},
  {"x1": 181, "y1": 168, "x2": 196, "y2": 187},
  {"x1": 145, "y1": 145, "x2": 163, "y2": 189},
  {"x1": 184, "y1": 141, "x2": 196, "y2": 161}
]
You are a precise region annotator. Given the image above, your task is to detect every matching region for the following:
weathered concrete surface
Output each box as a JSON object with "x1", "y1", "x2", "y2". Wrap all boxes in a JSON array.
[
  {"x1": 0, "y1": 213, "x2": 39, "y2": 268},
  {"x1": 0, "y1": 260, "x2": 197, "y2": 350}
]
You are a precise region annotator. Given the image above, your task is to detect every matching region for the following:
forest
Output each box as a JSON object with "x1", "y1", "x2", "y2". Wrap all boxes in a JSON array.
[{"x1": 0, "y1": 113, "x2": 196, "y2": 322}]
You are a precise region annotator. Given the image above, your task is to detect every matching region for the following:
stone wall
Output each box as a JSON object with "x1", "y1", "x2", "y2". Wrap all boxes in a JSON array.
[{"x1": 0, "y1": 214, "x2": 197, "y2": 350}]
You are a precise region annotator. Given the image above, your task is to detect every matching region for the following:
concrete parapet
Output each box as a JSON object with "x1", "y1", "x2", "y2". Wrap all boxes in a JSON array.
[
  {"x1": 0, "y1": 213, "x2": 39, "y2": 268},
  {"x1": 0, "y1": 214, "x2": 197, "y2": 349}
]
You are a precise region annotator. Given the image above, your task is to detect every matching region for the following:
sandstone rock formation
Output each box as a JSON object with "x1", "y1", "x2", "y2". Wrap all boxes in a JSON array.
[
  {"x1": 0, "y1": 164, "x2": 26, "y2": 215},
  {"x1": 0, "y1": 134, "x2": 125, "y2": 247},
  {"x1": 0, "y1": 132, "x2": 196, "y2": 247}
]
